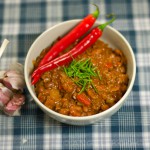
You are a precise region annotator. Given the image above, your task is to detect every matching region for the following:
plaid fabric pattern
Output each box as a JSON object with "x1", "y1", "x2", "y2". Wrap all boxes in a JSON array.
[{"x1": 0, "y1": 0, "x2": 150, "y2": 149}]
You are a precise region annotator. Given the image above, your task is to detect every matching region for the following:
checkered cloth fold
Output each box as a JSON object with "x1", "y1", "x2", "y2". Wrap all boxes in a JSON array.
[{"x1": 0, "y1": 0, "x2": 150, "y2": 149}]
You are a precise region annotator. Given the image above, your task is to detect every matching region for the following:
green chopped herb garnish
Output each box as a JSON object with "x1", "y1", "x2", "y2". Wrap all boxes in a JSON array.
[{"x1": 64, "y1": 58, "x2": 102, "y2": 93}]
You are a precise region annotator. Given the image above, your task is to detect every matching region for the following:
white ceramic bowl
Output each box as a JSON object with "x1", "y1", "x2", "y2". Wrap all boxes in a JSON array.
[{"x1": 24, "y1": 20, "x2": 136, "y2": 125}]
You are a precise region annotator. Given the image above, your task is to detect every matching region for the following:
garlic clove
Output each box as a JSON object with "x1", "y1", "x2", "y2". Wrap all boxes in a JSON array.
[
  {"x1": 4, "y1": 94, "x2": 25, "y2": 116},
  {"x1": 9, "y1": 62, "x2": 24, "y2": 75},
  {"x1": 0, "y1": 71, "x2": 6, "y2": 81},
  {"x1": 3, "y1": 76, "x2": 25, "y2": 92},
  {"x1": 5, "y1": 70, "x2": 24, "y2": 78},
  {"x1": 0, "y1": 83, "x2": 13, "y2": 108}
]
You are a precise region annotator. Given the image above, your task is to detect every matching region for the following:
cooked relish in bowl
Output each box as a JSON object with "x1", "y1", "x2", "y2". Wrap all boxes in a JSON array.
[{"x1": 33, "y1": 40, "x2": 128, "y2": 117}]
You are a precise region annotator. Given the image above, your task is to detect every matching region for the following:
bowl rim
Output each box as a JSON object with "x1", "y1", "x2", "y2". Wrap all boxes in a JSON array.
[{"x1": 24, "y1": 19, "x2": 136, "y2": 121}]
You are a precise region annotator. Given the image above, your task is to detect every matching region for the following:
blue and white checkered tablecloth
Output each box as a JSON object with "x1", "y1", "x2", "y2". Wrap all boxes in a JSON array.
[{"x1": 0, "y1": 0, "x2": 150, "y2": 149}]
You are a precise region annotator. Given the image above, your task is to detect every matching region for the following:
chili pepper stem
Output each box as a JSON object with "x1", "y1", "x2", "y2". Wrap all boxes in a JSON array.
[
  {"x1": 98, "y1": 14, "x2": 116, "y2": 31},
  {"x1": 91, "y1": 4, "x2": 100, "y2": 19}
]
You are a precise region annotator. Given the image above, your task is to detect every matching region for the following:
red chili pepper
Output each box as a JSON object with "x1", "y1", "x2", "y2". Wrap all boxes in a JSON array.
[
  {"x1": 31, "y1": 15, "x2": 115, "y2": 84},
  {"x1": 38, "y1": 4, "x2": 100, "y2": 67},
  {"x1": 76, "y1": 93, "x2": 91, "y2": 106}
]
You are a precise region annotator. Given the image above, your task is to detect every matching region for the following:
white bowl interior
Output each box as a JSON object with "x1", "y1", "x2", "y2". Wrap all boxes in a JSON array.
[{"x1": 25, "y1": 20, "x2": 136, "y2": 125}]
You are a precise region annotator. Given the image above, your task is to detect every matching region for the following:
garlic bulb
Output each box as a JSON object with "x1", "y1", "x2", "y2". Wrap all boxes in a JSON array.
[
  {"x1": 0, "y1": 39, "x2": 25, "y2": 116},
  {"x1": 0, "y1": 63, "x2": 25, "y2": 116}
]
